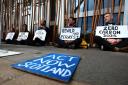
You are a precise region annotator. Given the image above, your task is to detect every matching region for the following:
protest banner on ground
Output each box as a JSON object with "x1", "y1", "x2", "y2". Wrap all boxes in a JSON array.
[{"x1": 11, "y1": 53, "x2": 80, "y2": 82}]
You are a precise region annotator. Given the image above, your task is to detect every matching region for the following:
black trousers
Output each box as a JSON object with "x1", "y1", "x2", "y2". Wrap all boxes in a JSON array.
[
  {"x1": 17, "y1": 40, "x2": 29, "y2": 45},
  {"x1": 57, "y1": 38, "x2": 82, "y2": 48},
  {"x1": 33, "y1": 38, "x2": 46, "y2": 46},
  {"x1": 95, "y1": 36, "x2": 128, "y2": 51},
  {"x1": 5, "y1": 39, "x2": 16, "y2": 44}
]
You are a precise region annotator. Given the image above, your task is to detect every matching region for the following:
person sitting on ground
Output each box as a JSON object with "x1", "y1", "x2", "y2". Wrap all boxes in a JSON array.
[
  {"x1": 33, "y1": 20, "x2": 50, "y2": 46},
  {"x1": 95, "y1": 12, "x2": 128, "y2": 52},
  {"x1": 5, "y1": 27, "x2": 18, "y2": 44},
  {"x1": 16, "y1": 24, "x2": 31, "y2": 45},
  {"x1": 56, "y1": 17, "x2": 82, "y2": 49}
]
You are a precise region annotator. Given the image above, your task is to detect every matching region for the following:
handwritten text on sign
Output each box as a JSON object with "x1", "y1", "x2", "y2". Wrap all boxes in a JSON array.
[
  {"x1": 60, "y1": 27, "x2": 81, "y2": 40},
  {"x1": 33, "y1": 29, "x2": 46, "y2": 41},
  {"x1": 95, "y1": 25, "x2": 128, "y2": 38},
  {"x1": 11, "y1": 53, "x2": 80, "y2": 82},
  {"x1": 96, "y1": 25, "x2": 128, "y2": 38},
  {"x1": 5, "y1": 32, "x2": 15, "y2": 40},
  {"x1": 17, "y1": 32, "x2": 29, "y2": 41}
]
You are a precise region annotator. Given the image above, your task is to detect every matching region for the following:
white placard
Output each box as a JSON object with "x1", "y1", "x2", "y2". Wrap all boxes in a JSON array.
[
  {"x1": 59, "y1": 27, "x2": 81, "y2": 40},
  {"x1": 0, "y1": 49, "x2": 22, "y2": 57},
  {"x1": 5, "y1": 32, "x2": 15, "y2": 40},
  {"x1": 17, "y1": 32, "x2": 29, "y2": 41},
  {"x1": 33, "y1": 29, "x2": 46, "y2": 41},
  {"x1": 95, "y1": 25, "x2": 128, "y2": 38}
]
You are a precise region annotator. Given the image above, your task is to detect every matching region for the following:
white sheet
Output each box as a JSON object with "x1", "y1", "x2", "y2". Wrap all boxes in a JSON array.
[{"x1": 0, "y1": 50, "x2": 22, "y2": 57}]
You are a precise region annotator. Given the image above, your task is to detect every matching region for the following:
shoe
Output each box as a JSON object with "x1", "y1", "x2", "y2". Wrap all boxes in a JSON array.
[
  {"x1": 68, "y1": 44, "x2": 75, "y2": 49},
  {"x1": 119, "y1": 46, "x2": 128, "y2": 52},
  {"x1": 54, "y1": 43, "x2": 61, "y2": 48},
  {"x1": 114, "y1": 47, "x2": 120, "y2": 52}
]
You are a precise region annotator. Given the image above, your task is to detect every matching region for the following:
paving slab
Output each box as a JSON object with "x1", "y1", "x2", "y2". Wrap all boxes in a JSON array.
[{"x1": 0, "y1": 44, "x2": 128, "y2": 85}]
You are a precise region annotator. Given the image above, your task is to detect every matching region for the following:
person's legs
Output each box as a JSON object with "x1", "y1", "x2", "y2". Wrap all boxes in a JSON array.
[
  {"x1": 94, "y1": 36, "x2": 115, "y2": 51},
  {"x1": 6, "y1": 39, "x2": 13, "y2": 44},
  {"x1": 115, "y1": 38, "x2": 128, "y2": 48},
  {"x1": 74, "y1": 38, "x2": 82, "y2": 48},
  {"x1": 34, "y1": 38, "x2": 45, "y2": 46},
  {"x1": 114, "y1": 38, "x2": 128, "y2": 52},
  {"x1": 57, "y1": 38, "x2": 68, "y2": 48},
  {"x1": 85, "y1": 33, "x2": 91, "y2": 43}
]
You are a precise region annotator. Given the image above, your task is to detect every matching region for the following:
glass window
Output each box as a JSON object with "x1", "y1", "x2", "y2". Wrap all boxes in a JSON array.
[
  {"x1": 98, "y1": 15, "x2": 104, "y2": 26},
  {"x1": 113, "y1": 13, "x2": 124, "y2": 25},
  {"x1": 86, "y1": 16, "x2": 92, "y2": 33},
  {"x1": 104, "y1": 0, "x2": 120, "y2": 8},
  {"x1": 87, "y1": 0, "x2": 94, "y2": 11},
  {"x1": 115, "y1": 0, "x2": 120, "y2": 6}
]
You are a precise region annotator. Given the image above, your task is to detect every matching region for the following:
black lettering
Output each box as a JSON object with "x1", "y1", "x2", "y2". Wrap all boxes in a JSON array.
[
  {"x1": 104, "y1": 26, "x2": 107, "y2": 30},
  {"x1": 72, "y1": 29, "x2": 75, "y2": 32},
  {"x1": 114, "y1": 26, "x2": 118, "y2": 30},
  {"x1": 113, "y1": 31, "x2": 117, "y2": 34},
  {"x1": 112, "y1": 26, "x2": 115, "y2": 30},
  {"x1": 116, "y1": 31, "x2": 120, "y2": 34},
  {"x1": 108, "y1": 26, "x2": 111, "y2": 30},
  {"x1": 108, "y1": 31, "x2": 112, "y2": 34},
  {"x1": 99, "y1": 30, "x2": 102, "y2": 34},
  {"x1": 62, "y1": 29, "x2": 65, "y2": 33},
  {"x1": 62, "y1": 29, "x2": 75, "y2": 33},
  {"x1": 60, "y1": 35, "x2": 64, "y2": 39}
]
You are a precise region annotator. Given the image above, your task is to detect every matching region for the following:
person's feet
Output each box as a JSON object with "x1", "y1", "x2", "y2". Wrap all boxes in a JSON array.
[
  {"x1": 119, "y1": 46, "x2": 128, "y2": 52},
  {"x1": 113, "y1": 47, "x2": 120, "y2": 52},
  {"x1": 114, "y1": 46, "x2": 128, "y2": 52}
]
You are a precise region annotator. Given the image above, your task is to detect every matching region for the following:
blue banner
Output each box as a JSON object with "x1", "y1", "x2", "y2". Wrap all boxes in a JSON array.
[{"x1": 11, "y1": 53, "x2": 80, "y2": 82}]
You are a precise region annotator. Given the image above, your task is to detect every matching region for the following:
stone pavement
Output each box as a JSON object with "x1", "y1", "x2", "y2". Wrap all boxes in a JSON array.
[{"x1": 0, "y1": 44, "x2": 128, "y2": 85}]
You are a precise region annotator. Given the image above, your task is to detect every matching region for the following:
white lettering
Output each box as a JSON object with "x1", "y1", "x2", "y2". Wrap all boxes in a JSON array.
[
  {"x1": 46, "y1": 60, "x2": 59, "y2": 65},
  {"x1": 62, "y1": 69, "x2": 71, "y2": 77},
  {"x1": 68, "y1": 57, "x2": 77, "y2": 61},
  {"x1": 41, "y1": 66, "x2": 51, "y2": 72},
  {"x1": 18, "y1": 62, "x2": 33, "y2": 68},
  {"x1": 58, "y1": 61, "x2": 75, "y2": 68},
  {"x1": 53, "y1": 68, "x2": 65, "y2": 75},
  {"x1": 57, "y1": 56, "x2": 66, "y2": 61}
]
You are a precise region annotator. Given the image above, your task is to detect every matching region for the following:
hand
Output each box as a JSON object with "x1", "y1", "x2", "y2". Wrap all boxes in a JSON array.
[{"x1": 107, "y1": 39, "x2": 122, "y2": 45}]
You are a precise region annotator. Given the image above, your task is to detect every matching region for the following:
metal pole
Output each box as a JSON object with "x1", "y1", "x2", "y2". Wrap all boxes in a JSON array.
[
  {"x1": 83, "y1": 0, "x2": 87, "y2": 38},
  {"x1": 117, "y1": 0, "x2": 123, "y2": 25},
  {"x1": 46, "y1": 0, "x2": 50, "y2": 27},
  {"x1": 123, "y1": 0, "x2": 128, "y2": 25}
]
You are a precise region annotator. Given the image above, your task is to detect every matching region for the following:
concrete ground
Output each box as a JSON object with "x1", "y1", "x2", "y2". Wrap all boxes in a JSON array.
[{"x1": 0, "y1": 44, "x2": 128, "y2": 85}]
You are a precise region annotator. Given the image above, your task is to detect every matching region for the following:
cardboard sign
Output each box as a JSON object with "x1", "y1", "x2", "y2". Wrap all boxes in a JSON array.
[
  {"x1": 59, "y1": 27, "x2": 81, "y2": 40},
  {"x1": 17, "y1": 32, "x2": 29, "y2": 41},
  {"x1": 96, "y1": 25, "x2": 128, "y2": 38},
  {"x1": 11, "y1": 53, "x2": 80, "y2": 82},
  {"x1": 5, "y1": 32, "x2": 15, "y2": 40},
  {"x1": 33, "y1": 29, "x2": 46, "y2": 41}
]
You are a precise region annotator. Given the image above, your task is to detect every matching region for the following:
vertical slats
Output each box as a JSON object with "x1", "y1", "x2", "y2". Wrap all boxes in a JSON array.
[
  {"x1": 90, "y1": 0, "x2": 102, "y2": 47},
  {"x1": 90, "y1": 0, "x2": 97, "y2": 46},
  {"x1": 71, "y1": 0, "x2": 74, "y2": 17},
  {"x1": 117, "y1": 0, "x2": 123, "y2": 25},
  {"x1": 83, "y1": 0, "x2": 87, "y2": 38},
  {"x1": 111, "y1": 0, "x2": 115, "y2": 14},
  {"x1": 107, "y1": 0, "x2": 110, "y2": 13},
  {"x1": 0, "y1": 0, "x2": 124, "y2": 44},
  {"x1": 52, "y1": 0, "x2": 58, "y2": 43}
]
